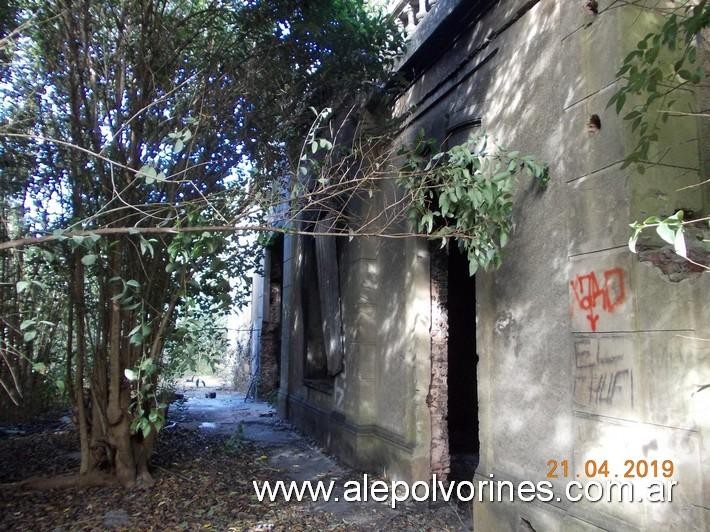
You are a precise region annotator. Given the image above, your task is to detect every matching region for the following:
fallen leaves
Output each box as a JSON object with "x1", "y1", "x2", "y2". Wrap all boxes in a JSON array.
[{"x1": 0, "y1": 406, "x2": 470, "y2": 531}]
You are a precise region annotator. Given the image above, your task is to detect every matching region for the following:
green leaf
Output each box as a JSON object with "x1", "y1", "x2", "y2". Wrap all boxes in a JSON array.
[
  {"x1": 24, "y1": 330, "x2": 37, "y2": 342},
  {"x1": 20, "y1": 319, "x2": 35, "y2": 331},
  {"x1": 607, "y1": 92, "x2": 619, "y2": 109},
  {"x1": 139, "y1": 238, "x2": 154, "y2": 258},
  {"x1": 124, "y1": 368, "x2": 138, "y2": 381},
  {"x1": 500, "y1": 231, "x2": 509, "y2": 247},
  {"x1": 674, "y1": 227, "x2": 687, "y2": 258},
  {"x1": 16, "y1": 281, "x2": 30, "y2": 294},
  {"x1": 32, "y1": 362, "x2": 47, "y2": 374},
  {"x1": 174, "y1": 139, "x2": 184, "y2": 153},
  {"x1": 668, "y1": 210, "x2": 684, "y2": 222},
  {"x1": 142, "y1": 422, "x2": 152, "y2": 439},
  {"x1": 656, "y1": 222, "x2": 675, "y2": 244},
  {"x1": 81, "y1": 254, "x2": 98, "y2": 266},
  {"x1": 628, "y1": 226, "x2": 642, "y2": 254},
  {"x1": 615, "y1": 92, "x2": 627, "y2": 113},
  {"x1": 137, "y1": 165, "x2": 157, "y2": 183},
  {"x1": 628, "y1": 234, "x2": 638, "y2": 254},
  {"x1": 623, "y1": 110, "x2": 641, "y2": 120},
  {"x1": 468, "y1": 260, "x2": 479, "y2": 277}
]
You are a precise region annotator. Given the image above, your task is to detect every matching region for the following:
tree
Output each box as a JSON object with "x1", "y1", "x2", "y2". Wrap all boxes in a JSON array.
[{"x1": 0, "y1": 0, "x2": 400, "y2": 487}]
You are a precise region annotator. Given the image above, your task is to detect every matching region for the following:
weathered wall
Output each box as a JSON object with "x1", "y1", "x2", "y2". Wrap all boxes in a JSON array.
[
  {"x1": 278, "y1": 210, "x2": 433, "y2": 480},
  {"x1": 249, "y1": 261, "x2": 264, "y2": 394},
  {"x1": 431, "y1": 1, "x2": 710, "y2": 531},
  {"x1": 271, "y1": 0, "x2": 709, "y2": 530}
]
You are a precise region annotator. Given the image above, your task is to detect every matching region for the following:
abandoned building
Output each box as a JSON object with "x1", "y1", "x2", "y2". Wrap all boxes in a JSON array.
[{"x1": 249, "y1": 1, "x2": 710, "y2": 530}]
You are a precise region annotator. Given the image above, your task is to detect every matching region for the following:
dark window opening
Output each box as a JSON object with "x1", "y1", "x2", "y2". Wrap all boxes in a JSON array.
[{"x1": 301, "y1": 235, "x2": 333, "y2": 389}]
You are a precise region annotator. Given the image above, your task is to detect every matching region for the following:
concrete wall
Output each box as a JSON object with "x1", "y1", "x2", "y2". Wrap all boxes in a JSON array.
[
  {"x1": 249, "y1": 262, "x2": 264, "y2": 392},
  {"x1": 269, "y1": 0, "x2": 709, "y2": 530},
  {"x1": 278, "y1": 222, "x2": 433, "y2": 480},
  {"x1": 441, "y1": 1, "x2": 709, "y2": 531}
]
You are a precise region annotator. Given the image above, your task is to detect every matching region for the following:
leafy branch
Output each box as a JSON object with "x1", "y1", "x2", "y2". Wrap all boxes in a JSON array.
[
  {"x1": 609, "y1": 0, "x2": 709, "y2": 269},
  {"x1": 398, "y1": 132, "x2": 549, "y2": 275}
]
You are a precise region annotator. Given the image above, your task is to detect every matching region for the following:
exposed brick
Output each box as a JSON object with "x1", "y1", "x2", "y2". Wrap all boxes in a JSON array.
[
  {"x1": 429, "y1": 244, "x2": 450, "y2": 479},
  {"x1": 257, "y1": 246, "x2": 283, "y2": 397}
]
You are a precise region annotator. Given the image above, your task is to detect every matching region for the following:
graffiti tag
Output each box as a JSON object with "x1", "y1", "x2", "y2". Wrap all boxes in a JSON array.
[
  {"x1": 570, "y1": 268, "x2": 626, "y2": 332},
  {"x1": 574, "y1": 336, "x2": 634, "y2": 411}
]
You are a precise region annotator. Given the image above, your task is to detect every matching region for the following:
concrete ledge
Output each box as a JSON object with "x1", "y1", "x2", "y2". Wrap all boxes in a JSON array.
[
  {"x1": 396, "y1": 0, "x2": 470, "y2": 72},
  {"x1": 284, "y1": 393, "x2": 420, "y2": 479}
]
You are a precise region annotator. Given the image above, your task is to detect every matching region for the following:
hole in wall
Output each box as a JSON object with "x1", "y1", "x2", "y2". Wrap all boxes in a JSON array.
[
  {"x1": 584, "y1": 0, "x2": 599, "y2": 16},
  {"x1": 587, "y1": 114, "x2": 602, "y2": 134}
]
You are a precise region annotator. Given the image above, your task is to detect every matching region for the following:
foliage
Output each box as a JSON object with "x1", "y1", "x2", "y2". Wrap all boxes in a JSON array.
[
  {"x1": 629, "y1": 210, "x2": 688, "y2": 256},
  {"x1": 161, "y1": 303, "x2": 230, "y2": 383},
  {"x1": 124, "y1": 356, "x2": 166, "y2": 440},
  {"x1": 0, "y1": 0, "x2": 402, "y2": 485},
  {"x1": 609, "y1": 0, "x2": 709, "y2": 265},
  {"x1": 0, "y1": 227, "x2": 70, "y2": 413},
  {"x1": 398, "y1": 132, "x2": 549, "y2": 275},
  {"x1": 608, "y1": 1, "x2": 708, "y2": 171},
  {"x1": 227, "y1": 1, "x2": 402, "y2": 193}
]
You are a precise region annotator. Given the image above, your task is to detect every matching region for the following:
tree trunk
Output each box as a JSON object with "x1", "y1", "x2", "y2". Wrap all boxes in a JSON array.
[{"x1": 71, "y1": 254, "x2": 91, "y2": 475}]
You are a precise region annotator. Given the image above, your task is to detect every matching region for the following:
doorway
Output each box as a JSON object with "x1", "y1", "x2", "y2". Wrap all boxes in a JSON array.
[
  {"x1": 429, "y1": 243, "x2": 479, "y2": 481},
  {"x1": 257, "y1": 235, "x2": 283, "y2": 397},
  {"x1": 446, "y1": 245, "x2": 479, "y2": 481}
]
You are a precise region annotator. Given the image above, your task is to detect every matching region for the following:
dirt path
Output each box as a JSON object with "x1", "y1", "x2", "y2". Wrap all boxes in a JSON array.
[
  {"x1": 173, "y1": 383, "x2": 472, "y2": 530},
  {"x1": 0, "y1": 383, "x2": 472, "y2": 531}
]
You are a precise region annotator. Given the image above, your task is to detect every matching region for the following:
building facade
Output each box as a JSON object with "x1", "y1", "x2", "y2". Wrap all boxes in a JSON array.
[{"x1": 250, "y1": 1, "x2": 709, "y2": 530}]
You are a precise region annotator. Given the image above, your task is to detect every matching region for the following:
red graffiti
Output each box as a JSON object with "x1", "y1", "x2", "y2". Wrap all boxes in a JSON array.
[{"x1": 570, "y1": 268, "x2": 626, "y2": 332}]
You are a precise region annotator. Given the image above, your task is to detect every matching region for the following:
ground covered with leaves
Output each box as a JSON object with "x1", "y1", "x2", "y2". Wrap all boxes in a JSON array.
[
  {"x1": 0, "y1": 424, "x2": 328, "y2": 530},
  {"x1": 0, "y1": 418, "x2": 469, "y2": 531}
]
